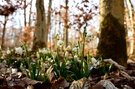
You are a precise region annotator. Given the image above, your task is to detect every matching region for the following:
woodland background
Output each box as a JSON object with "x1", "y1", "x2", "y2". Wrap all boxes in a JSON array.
[{"x1": 0, "y1": 0, "x2": 135, "y2": 56}]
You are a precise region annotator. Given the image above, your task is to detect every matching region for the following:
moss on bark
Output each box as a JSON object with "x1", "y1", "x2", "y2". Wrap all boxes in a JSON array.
[{"x1": 97, "y1": 14, "x2": 127, "y2": 67}]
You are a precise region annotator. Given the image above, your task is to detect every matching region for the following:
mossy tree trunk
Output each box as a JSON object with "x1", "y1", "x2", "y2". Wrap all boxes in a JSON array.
[
  {"x1": 97, "y1": 0, "x2": 127, "y2": 66},
  {"x1": 32, "y1": 0, "x2": 46, "y2": 51}
]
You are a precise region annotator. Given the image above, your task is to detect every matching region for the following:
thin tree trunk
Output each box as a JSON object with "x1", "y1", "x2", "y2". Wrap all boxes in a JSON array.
[
  {"x1": 64, "y1": 0, "x2": 68, "y2": 47},
  {"x1": 1, "y1": 16, "x2": 7, "y2": 49},
  {"x1": 97, "y1": 0, "x2": 127, "y2": 66},
  {"x1": 32, "y1": 0, "x2": 46, "y2": 51},
  {"x1": 46, "y1": 0, "x2": 52, "y2": 43},
  {"x1": 24, "y1": 0, "x2": 27, "y2": 26},
  {"x1": 28, "y1": 0, "x2": 33, "y2": 26}
]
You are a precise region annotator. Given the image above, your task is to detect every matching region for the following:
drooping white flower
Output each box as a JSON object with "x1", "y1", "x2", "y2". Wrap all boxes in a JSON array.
[
  {"x1": 57, "y1": 40, "x2": 64, "y2": 47},
  {"x1": 72, "y1": 47, "x2": 78, "y2": 53},
  {"x1": 7, "y1": 49, "x2": 11, "y2": 54},
  {"x1": 73, "y1": 54, "x2": 81, "y2": 63},
  {"x1": 15, "y1": 47, "x2": 23, "y2": 55},
  {"x1": 66, "y1": 60, "x2": 70, "y2": 66},
  {"x1": 91, "y1": 57, "x2": 100, "y2": 67},
  {"x1": 74, "y1": 55, "x2": 78, "y2": 59},
  {"x1": 41, "y1": 48, "x2": 48, "y2": 54},
  {"x1": 48, "y1": 58, "x2": 52, "y2": 62},
  {"x1": 65, "y1": 51, "x2": 69, "y2": 57},
  {"x1": 91, "y1": 57, "x2": 97, "y2": 64},
  {"x1": 66, "y1": 45, "x2": 71, "y2": 51},
  {"x1": 86, "y1": 31, "x2": 94, "y2": 40}
]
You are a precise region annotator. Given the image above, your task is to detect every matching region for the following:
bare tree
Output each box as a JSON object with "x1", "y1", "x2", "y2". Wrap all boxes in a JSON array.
[{"x1": 0, "y1": 1, "x2": 17, "y2": 49}]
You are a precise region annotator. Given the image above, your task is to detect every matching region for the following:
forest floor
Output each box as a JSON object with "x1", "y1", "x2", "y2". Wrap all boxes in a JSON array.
[{"x1": 0, "y1": 56, "x2": 135, "y2": 89}]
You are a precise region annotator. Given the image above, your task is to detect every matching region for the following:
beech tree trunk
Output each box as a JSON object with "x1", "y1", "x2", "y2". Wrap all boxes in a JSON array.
[
  {"x1": 32, "y1": 0, "x2": 46, "y2": 51},
  {"x1": 97, "y1": 0, "x2": 127, "y2": 66}
]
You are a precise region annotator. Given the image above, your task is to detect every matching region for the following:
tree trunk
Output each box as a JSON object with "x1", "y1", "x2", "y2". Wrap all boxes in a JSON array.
[
  {"x1": 97, "y1": 0, "x2": 127, "y2": 66},
  {"x1": 1, "y1": 16, "x2": 7, "y2": 49},
  {"x1": 28, "y1": 0, "x2": 33, "y2": 26},
  {"x1": 24, "y1": 0, "x2": 27, "y2": 26},
  {"x1": 64, "y1": 0, "x2": 69, "y2": 47},
  {"x1": 32, "y1": 0, "x2": 46, "y2": 51},
  {"x1": 46, "y1": 0, "x2": 52, "y2": 44}
]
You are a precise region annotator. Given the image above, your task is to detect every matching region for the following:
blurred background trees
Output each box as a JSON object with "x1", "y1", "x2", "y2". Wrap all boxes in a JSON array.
[{"x1": 0, "y1": 0, "x2": 135, "y2": 58}]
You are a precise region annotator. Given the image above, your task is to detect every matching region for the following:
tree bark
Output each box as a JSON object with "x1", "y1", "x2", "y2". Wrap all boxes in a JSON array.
[
  {"x1": 64, "y1": 0, "x2": 69, "y2": 47},
  {"x1": 1, "y1": 16, "x2": 7, "y2": 49},
  {"x1": 46, "y1": 0, "x2": 52, "y2": 44},
  {"x1": 28, "y1": 0, "x2": 33, "y2": 26},
  {"x1": 97, "y1": 0, "x2": 127, "y2": 66},
  {"x1": 24, "y1": 0, "x2": 27, "y2": 26},
  {"x1": 32, "y1": 0, "x2": 46, "y2": 51}
]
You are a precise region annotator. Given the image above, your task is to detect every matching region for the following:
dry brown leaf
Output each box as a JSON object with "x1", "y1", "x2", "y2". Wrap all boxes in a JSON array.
[
  {"x1": 69, "y1": 77, "x2": 91, "y2": 89},
  {"x1": 51, "y1": 76, "x2": 69, "y2": 89},
  {"x1": 21, "y1": 77, "x2": 42, "y2": 85},
  {"x1": 46, "y1": 66, "x2": 54, "y2": 82},
  {"x1": 97, "y1": 80, "x2": 118, "y2": 89}
]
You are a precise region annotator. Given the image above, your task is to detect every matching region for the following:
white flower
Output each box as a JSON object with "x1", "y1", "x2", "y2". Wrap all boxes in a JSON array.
[
  {"x1": 48, "y1": 58, "x2": 52, "y2": 61},
  {"x1": 74, "y1": 55, "x2": 78, "y2": 59},
  {"x1": 41, "y1": 48, "x2": 48, "y2": 54},
  {"x1": 72, "y1": 47, "x2": 78, "y2": 53},
  {"x1": 87, "y1": 31, "x2": 94, "y2": 40},
  {"x1": 87, "y1": 31, "x2": 93, "y2": 37},
  {"x1": 65, "y1": 51, "x2": 69, "y2": 57},
  {"x1": 57, "y1": 40, "x2": 64, "y2": 47},
  {"x1": 15, "y1": 47, "x2": 23, "y2": 55},
  {"x1": 7, "y1": 49, "x2": 11, "y2": 54},
  {"x1": 66, "y1": 60, "x2": 70, "y2": 65},
  {"x1": 74, "y1": 55, "x2": 81, "y2": 63},
  {"x1": 66, "y1": 45, "x2": 71, "y2": 51},
  {"x1": 91, "y1": 57, "x2": 100, "y2": 67},
  {"x1": 91, "y1": 57, "x2": 97, "y2": 64}
]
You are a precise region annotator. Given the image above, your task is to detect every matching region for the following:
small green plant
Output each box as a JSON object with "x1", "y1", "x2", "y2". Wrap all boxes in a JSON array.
[
  {"x1": 50, "y1": 51, "x2": 69, "y2": 79},
  {"x1": 25, "y1": 58, "x2": 48, "y2": 82},
  {"x1": 71, "y1": 55, "x2": 91, "y2": 80},
  {"x1": 6, "y1": 48, "x2": 12, "y2": 67},
  {"x1": 69, "y1": 29, "x2": 97, "y2": 80},
  {"x1": 91, "y1": 57, "x2": 113, "y2": 76}
]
